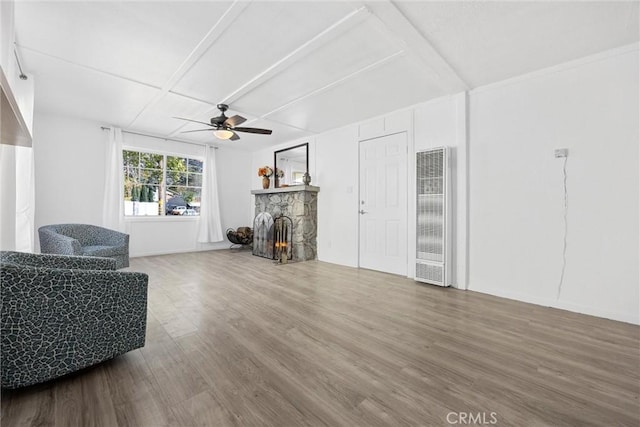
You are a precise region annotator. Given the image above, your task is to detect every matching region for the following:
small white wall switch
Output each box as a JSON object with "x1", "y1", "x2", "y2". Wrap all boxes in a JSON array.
[{"x1": 554, "y1": 148, "x2": 568, "y2": 158}]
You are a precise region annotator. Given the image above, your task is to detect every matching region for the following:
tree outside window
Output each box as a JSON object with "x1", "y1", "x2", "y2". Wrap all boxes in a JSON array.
[{"x1": 123, "y1": 150, "x2": 202, "y2": 216}]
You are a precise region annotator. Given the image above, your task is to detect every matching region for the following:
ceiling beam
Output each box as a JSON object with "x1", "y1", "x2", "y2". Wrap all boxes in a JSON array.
[
  {"x1": 167, "y1": 5, "x2": 373, "y2": 138},
  {"x1": 363, "y1": 0, "x2": 469, "y2": 93},
  {"x1": 16, "y1": 45, "x2": 162, "y2": 91},
  {"x1": 261, "y1": 50, "x2": 405, "y2": 125},
  {"x1": 126, "y1": 0, "x2": 250, "y2": 129},
  {"x1": 219, "y1": 6, "x2": 372, "y2": 105}
]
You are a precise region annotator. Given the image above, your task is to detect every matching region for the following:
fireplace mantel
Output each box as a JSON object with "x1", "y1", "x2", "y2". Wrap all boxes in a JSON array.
[
  {"x1": 251, "y1": 185, "x2": 320, "y2": 195},
  {"x1": 251, "y1": 185, "x2": 319, "y2": 261}
]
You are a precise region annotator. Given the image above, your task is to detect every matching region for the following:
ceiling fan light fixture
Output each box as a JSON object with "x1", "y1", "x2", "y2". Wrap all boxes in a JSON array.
[
  {"x1": 213, "y1": 129, "x2": 234, "y2": 140},
  {"x1": 176, "y1": 104, "x2": 272, "y2": 141}
]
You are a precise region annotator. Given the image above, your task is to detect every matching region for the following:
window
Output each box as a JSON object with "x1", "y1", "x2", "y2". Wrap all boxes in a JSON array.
[{"x1": 123, "y1": 150, "x2": 203, "y2": 216}]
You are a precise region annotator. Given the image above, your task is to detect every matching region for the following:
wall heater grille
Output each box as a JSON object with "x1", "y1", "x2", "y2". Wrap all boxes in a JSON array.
[{"x1": 416, "y1": 147, "x2": 449, "y2": 287}]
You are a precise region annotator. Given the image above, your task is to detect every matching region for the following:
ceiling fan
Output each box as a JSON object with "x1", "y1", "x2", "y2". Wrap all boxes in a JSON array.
[{"x1": 174, "y1": 104, "x2": 272, "y2": 141}]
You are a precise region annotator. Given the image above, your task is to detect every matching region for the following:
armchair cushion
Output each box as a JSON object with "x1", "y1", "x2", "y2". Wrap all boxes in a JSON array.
[{"x1": 82, "y1": 245, "x2": 125, "y2": 258}]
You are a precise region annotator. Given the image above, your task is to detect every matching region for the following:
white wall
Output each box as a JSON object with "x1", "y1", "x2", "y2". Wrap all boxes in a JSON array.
[
  {"x1": 33, "y1": 111, "x2": 252, "y2": 257},
  {"x1": 34, "y1": 113, "x2": 105, "y2": 229},
  {"x1": 216, "y1": 145, "x2": 254, "y2": 235},
  {"x1": 0, "y1": 1, "x2": 15, "y2": 83},
  {"x1": 468, "y1": 45, "x2": 639, "y2": 324},
  {"x1": 316, "y1": 126, "x2": 359, "y2": 267}
]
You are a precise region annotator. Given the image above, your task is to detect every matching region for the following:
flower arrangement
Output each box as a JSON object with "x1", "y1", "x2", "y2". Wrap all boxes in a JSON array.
[
  {"x1": 258, "y1": 166, "x2": 273, "y2": 178},
  {"x1": 275, "y1": 168, "x2": 285, "y2": 179}
]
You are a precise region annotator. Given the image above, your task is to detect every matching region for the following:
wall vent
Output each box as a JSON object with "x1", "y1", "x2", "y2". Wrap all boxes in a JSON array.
[{"x1": 415, "y1": 147, "x2": 450, "y2": 287}]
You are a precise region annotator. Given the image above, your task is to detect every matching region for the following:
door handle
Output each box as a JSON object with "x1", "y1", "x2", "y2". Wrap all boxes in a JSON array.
[{"x1": 359, "y1": 210, "x2": 368, "y2": 215}]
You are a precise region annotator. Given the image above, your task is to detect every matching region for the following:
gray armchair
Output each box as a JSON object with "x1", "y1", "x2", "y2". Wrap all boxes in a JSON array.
[
  {"x1": 0, "y1": 251, "x2": 148, "y2": 389},
  {"x1": 39, "y1": 224, "x2": 130, "y2": 269}
]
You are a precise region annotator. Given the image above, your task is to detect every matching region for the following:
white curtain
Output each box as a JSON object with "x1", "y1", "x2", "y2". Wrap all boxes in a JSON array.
[
  {"x1": 197, "y1": 144, "x2": 223, "y2": 242},
  {"x1": 15, "y1": 146, "x2": 35, "y2": 252},
  {"x1": 102, "y1": 127, "x2": 125, "y2": 231},
  {"x1": 0, "y1": 145, "x2": 35, "y2": 252}
]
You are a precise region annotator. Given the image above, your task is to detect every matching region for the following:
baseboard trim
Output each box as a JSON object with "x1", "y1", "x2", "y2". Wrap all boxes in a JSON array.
[
  {"x1": 130, "y1": 244, "x2": 229, "y2": 258},
  {"x1": 468, "y1": 283, "x2": 639, "y2": 325}
]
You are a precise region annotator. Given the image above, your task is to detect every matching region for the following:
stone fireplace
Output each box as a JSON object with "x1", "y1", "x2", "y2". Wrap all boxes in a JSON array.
[{"x1": 251, "y1": 186, "x2": 319, "y2": 262}]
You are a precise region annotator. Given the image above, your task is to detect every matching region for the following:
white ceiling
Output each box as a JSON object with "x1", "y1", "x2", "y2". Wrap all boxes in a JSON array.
[{"x1": 15, "y1": 1, "x2": 639, "y2": 151}]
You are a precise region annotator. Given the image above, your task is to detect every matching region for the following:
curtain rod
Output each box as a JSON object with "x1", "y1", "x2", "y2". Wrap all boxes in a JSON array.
[{"x1": 100, "y1": 126, "x2": 218, "y2": 149}]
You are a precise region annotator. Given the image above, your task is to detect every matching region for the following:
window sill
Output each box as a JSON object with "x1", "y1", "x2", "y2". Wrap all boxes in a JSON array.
[{"x1": 124, "y1": 216, "x2": 200, "y2": 223}]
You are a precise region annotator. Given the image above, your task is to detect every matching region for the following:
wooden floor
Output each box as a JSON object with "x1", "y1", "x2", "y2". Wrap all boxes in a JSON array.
[{"x1": 2, "y1": 250, "x2": 639, "y2": 426}]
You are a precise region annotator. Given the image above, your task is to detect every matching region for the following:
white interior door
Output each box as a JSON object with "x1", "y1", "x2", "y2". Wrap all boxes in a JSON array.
[{"x1": 359, "y1": 132, "x2": 407, "y2": 276}]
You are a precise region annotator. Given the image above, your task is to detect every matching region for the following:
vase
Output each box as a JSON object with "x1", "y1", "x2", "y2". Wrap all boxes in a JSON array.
[
  {"x1": 302, "y1": 172, "x2": 311, "y2": 185},
  {"x1": 262, "y1": 176, "x2": 270, "y2": 189}
]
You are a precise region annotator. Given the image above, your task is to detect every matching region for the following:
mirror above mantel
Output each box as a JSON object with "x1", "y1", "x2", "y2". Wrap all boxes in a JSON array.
[{"x1": 274, "y1": 143, "x2": 308, "y2": 188}]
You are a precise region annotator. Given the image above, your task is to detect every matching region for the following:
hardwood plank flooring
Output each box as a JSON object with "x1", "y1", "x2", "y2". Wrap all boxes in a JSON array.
[{"x1": 2, "y1": 250, "x2": 639, "y2": 426}]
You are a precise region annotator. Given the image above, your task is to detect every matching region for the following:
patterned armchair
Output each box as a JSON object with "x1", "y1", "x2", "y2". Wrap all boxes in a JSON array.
[
  {"x1": 39, "y1": 224, "x2": 130, "y2": 269},
  {"x1": 0, "y1": 251, "x2": 148, "y2": 389}
]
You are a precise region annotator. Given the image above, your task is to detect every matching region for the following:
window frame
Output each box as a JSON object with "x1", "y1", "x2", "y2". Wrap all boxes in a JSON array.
[{"x1": 122, "y1": 146, "x2": 204, "y2": 220}]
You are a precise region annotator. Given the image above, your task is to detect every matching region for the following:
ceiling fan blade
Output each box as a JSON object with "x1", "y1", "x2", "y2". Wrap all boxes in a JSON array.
[
  {"x1": 224, "y1": 115, "x2": 246, "y2": 127},
  {"x1": 229, "y1": 131, "x2": 240, "y2": 141},
  {"x1": 173, "y1": 117, "x2": 214, "y2": 127},
  {"x1": 233, "y1": 127, "x2": 272, "y2": 135},
  {"x1": 181, "y1": 128, "x2": 213, "y2": 133}
]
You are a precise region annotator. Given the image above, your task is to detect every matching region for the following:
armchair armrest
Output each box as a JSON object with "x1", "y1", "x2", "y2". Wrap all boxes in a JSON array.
[
  {"x1": 101, "y1": 229, "x2": 129, "y2": 247},
  {"x1": 39, "y1": 228, "x2": 82, "y2": 255},
  {"x1": 0, "y1": 251, "x2": 117, "y2": 270}
]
